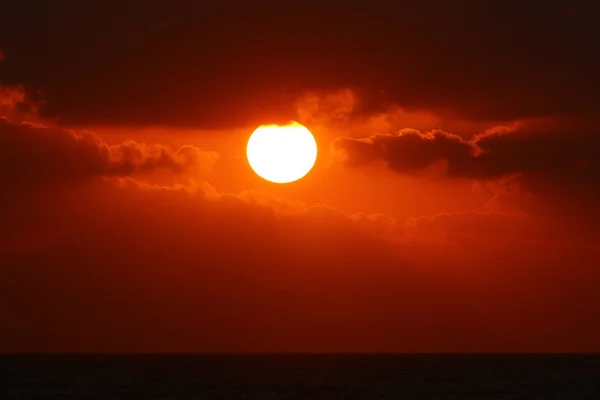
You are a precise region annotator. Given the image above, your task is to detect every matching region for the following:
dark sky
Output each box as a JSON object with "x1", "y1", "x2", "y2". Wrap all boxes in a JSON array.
[{"x1": 1, "y1": 0, "x2": 598, "y2": 127}]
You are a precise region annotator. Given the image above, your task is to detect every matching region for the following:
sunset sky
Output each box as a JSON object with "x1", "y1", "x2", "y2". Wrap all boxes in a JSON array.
[{"x1": 1, "y1": 0, "x2": 599, "y2": 353}]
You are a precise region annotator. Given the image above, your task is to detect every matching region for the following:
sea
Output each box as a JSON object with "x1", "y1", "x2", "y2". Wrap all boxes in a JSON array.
[{"x1": 1, "y1": 354, "x2": 599, "y2": 399}]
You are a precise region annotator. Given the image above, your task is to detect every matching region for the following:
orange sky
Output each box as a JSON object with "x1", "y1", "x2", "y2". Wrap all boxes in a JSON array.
[{"x1": 1, "y1": 1, "x2": 599, "y2": 353}]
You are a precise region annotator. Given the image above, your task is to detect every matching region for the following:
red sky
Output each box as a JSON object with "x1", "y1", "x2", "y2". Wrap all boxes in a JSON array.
[{"x1": 1, "y1": 0, "x2": 599, "y2": 353}]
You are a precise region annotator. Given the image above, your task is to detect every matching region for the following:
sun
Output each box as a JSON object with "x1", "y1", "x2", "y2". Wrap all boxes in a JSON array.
[{"x1": 246, "y1": 122, "x2": 317, "y2": 184}]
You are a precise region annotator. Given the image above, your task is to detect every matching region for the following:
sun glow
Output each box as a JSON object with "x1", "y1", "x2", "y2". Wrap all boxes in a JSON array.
[{"x1": 246, "y1": 122, "x2": 318, "y2": 184}]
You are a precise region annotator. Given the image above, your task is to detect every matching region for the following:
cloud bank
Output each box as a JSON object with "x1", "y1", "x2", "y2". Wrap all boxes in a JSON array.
[
  {"x1": 334, "y1": 128, "x2": 598, "y2": 181},
  {"x1": 0, "y1": 117, "x2": 218, "y2": 189}
]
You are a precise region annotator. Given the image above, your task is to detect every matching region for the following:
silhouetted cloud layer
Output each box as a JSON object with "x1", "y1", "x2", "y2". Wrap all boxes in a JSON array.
[
  {"x1": 0, "y1": 85, "x2": 42, "y2": 123},
  {"x1": 0, "y1": 118, "x2": 218, "y2": 188},
  {"x1": 334, "y1": 128, "x2": 599, "y2": 184}
]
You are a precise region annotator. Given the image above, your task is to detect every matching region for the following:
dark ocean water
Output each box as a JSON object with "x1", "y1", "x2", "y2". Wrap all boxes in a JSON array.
[{"x1": 1, "y1": 354, "x2": 599, "y2": 399}]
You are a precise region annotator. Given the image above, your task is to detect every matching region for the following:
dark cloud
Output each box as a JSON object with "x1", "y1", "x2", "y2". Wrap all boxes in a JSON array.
[
  {"x1": 335, "y1": 128, "x2": 600, "y2": 236},
  {"x1": 0, "y1": 117, "x2": 218, "y2": 189},
  {"x1": 474, "y1": 131, "x2": 599, "y2": 179},
  {"x1": 334, "y1": 128, "x2": 600, "y2": 183},
  {"x1": 0, "y1": 85, "x2": 42, "y2": 123}
]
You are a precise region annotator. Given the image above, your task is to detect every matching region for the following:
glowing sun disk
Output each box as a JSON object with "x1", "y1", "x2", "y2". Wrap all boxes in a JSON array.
[{"x1": 246, "y1": 122, "x2": 317, "y2": 183}]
